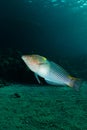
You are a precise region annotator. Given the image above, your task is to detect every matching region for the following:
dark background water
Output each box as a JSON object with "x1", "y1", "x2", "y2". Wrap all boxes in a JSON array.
[
  {"x1": 0, "y1": 0, "x2": 87, "y2": 59},
  {"x1": 0, "y1": 0, "x2": 87, "y2": 84}
]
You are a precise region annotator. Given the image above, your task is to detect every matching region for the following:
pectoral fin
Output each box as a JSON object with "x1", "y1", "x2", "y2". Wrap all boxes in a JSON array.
[{"x1": 34, "y1": 73, "x2": 41, "y2": 84}]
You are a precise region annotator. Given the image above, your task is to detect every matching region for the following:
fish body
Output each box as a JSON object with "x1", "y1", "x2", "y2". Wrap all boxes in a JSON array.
[{"x1": 21, "y1": 54, "x2": 82, "y2": 89}]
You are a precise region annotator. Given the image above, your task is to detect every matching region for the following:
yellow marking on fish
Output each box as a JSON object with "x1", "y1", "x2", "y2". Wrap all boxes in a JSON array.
[{"x1": 42, "y1": 56, "x2": 47, "y2": 61}]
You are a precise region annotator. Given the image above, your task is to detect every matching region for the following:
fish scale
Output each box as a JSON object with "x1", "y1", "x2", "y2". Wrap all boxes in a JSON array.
[{"x1": 44, "y1": 61, "x2": 70, "y2": 85}]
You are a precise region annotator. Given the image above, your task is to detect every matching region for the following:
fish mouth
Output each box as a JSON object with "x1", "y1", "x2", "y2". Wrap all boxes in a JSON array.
[
  {"x1": 21, "y1": 55, "x2": 31, "y2": 61},
  {"x1": 21, "y1": 55, "x2": 25, "y2": 60},
  {"x1": 21, "y1": 55, "x2": 28, "y2": 61}
]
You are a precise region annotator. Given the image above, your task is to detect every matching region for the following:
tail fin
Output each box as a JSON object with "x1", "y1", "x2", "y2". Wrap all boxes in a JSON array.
[
  {"x1": 69, "y1": 76, "x2": 83, "y2": 91},
  {"x1": 73, "y1": 79, "x2": 83, "y2": 91}
]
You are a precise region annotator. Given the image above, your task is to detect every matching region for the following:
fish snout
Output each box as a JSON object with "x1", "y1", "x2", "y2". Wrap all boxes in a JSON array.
[
  {"x1": 21, "y1": 55, "x2": 32, "y2": 62},
  {"x1": 21, "y1": 55, "x2": 26, "y2": 61}
]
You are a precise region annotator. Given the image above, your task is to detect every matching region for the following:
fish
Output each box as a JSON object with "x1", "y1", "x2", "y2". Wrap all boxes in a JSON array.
[{"x1": 21, "y1": 54, "x2": 82, "y2": 90}]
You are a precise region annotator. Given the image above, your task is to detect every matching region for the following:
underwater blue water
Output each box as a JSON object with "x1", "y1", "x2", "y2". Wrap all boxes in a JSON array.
[{"x1": 0, "y1": 0, "x2": 87, "y2": 58}]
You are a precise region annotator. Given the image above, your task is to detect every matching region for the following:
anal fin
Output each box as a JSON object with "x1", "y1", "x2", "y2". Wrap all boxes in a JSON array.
[{"x1": 45, "y1": 79, "x2": 59, "y2": 85}]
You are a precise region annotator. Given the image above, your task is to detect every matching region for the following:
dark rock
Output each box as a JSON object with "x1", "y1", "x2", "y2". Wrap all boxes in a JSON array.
[{"x1": 11, "y1": 93, "x2": 21, "y2": 98}]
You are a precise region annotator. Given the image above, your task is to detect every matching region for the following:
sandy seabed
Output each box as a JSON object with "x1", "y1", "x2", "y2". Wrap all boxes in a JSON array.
[{"x1": 0, "y1": 83, "x2": 87, "y2": 130}]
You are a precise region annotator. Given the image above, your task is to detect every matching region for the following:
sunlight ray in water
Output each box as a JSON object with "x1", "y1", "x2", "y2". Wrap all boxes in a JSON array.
[{"x1": 27, "y1": 0, "x2": 87, "y2": 12}]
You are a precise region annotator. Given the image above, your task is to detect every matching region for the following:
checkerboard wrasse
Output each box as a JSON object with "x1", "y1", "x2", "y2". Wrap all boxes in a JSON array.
[{"x1": 21, "y1": 54, "x2": 82, "y2": 90}]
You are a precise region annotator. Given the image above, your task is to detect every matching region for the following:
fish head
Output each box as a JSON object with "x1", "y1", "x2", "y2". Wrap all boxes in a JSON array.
[{"x1": 21, "y1": 54, "x2": 49, "y2": 73}]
